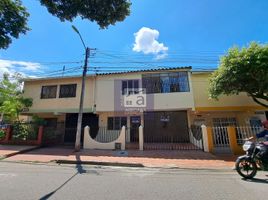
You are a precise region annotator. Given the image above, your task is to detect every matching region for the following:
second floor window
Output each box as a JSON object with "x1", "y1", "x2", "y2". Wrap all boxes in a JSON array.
[
  {"x1": 122, "y1": 80, "x2": 139, "y2": 95},
  {"x1": 41, "y1": 85, "x2": 57, "y2": 99},
  {"x1": 59, "y1": 84, "x2": 77, "y2": 98},
  {"x1": 142, "y1": 72, "x2": 190, "y2": 94}
]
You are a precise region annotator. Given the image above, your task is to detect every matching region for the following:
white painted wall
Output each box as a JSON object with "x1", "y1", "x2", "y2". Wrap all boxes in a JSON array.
[
  {"x1": 83, "y1": 126, "x2": 126, "y2": 150},
  {"x1": 95, "y1": 74, "x2": 141, "y2": 112}
]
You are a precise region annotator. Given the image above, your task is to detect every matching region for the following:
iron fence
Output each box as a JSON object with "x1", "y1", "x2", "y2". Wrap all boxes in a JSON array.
[
  {"x1": 94, "y1": 127, "x2": 121, "y2": 143},
  {"x1": 189, "y1": 125, "x2": 203, "y2": 150},
  {"x1": 235, "y1": 126, "x2": 261, "y2": 145},
  {"x1": 143, "y1": 126, "x2": 203, "y2": 150}
]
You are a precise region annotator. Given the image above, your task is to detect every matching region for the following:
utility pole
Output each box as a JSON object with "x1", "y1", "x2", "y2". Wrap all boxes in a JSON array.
[
  {"x1": 75, "y1": 47, "x2": 90, "y2": 151},
  {"x1": 72, "y1": 25, "x2": 95, "y2": 151}
]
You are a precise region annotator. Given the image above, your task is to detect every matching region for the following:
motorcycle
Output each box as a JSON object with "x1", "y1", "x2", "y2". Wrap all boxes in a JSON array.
[{"x1": 235, "y1": 139, "x2": 268, "y2": 179}]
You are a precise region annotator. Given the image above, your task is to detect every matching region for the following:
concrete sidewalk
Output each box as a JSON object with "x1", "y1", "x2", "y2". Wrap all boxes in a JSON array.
[
  {"x1": 0, "y1": 144, "x2": 38, "y2": 159},
  {"x1": 3, "y1": 146, "x2": 237, "y2": 170}
]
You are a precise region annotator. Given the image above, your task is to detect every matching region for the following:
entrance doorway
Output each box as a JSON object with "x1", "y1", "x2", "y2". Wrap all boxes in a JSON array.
[
  {"x1": 144, "y1": 111, "x2": 189, "y2": 143},
  {"x1": 130, "y1": 116, "x2": 141, "y2": 143},
  {"x1": 64, "y1": 113, "x2": 99, "y2": 144}
]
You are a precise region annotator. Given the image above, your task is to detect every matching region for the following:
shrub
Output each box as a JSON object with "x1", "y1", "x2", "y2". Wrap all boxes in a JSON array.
[
  {"x1": 12, "y1": 122, "x2": 38, "y2": 140},
  {"x1": 0, "y1": 129, "x2": 6, "y2": 139}
]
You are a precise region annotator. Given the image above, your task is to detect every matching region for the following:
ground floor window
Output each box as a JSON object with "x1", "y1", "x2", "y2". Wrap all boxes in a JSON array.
[
  {"x1": 212, "y1": 118, "x2": 238, "y2": 126},
  {"x1": 107, "y1": 117, "x2": 127, "y2": 130},
  {"x1": 44, "y1": 118, "x2": 58, "y2": 128}
]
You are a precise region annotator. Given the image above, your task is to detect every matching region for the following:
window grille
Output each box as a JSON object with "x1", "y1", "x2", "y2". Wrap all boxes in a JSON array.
[
  {"x1": 41, "y1": 85, "x2": 57, "y2": 99},
  {"x1": 59, "y1": 84, "x2": 77, "y2": 98},
  {"x1": 142, "y1": 72, "x2": 190, "y2": 94}
]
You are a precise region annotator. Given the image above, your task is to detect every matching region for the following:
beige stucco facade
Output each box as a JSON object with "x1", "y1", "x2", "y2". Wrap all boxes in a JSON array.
[
  {"x1": 191, "y1": 72, "x2": 264, "y2": 110},
  {"x1": 23, "y1": 76, "x2": 95, "y2": 114}
]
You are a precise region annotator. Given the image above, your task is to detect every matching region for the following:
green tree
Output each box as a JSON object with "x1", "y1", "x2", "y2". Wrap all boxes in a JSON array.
[
  {"x1": 0, "y1": 73, "x2": 33, "y2": 122},
  {"x1": 209, "y1": 42, "x2": 268, "y2": 108},
  {"x1": 40, "y1": 0, "x2": 131, "y2": 29},
  {"x1": 0, "y1": 0, "x2": 29, "y2": 49},
  {"x1": 0, "y1": 0, "x2": 131, "y2": 49}
]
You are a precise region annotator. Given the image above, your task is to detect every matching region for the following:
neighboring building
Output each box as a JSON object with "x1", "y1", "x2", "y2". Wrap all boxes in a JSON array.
[
  {"x1": 22, "y1": 67, "x2": 267, "y2": 147},
  {"x1": 22, "y1": 76, "x2": 97, "y2": 144},
  {"x1": 190, "y1": 71, "x2": 267, "y2": 128}
]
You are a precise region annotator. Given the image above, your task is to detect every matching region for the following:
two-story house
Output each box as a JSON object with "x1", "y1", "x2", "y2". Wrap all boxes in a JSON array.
[
  {"x1": 22, "y1": 76, "x2": 98, "y2": 144},
  {"x1": 95, "y1": 67, "x2": 194, "y2": 145}
]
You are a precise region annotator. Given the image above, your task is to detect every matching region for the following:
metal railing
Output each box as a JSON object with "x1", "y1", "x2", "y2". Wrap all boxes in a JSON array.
[
  {"x1": 143, "y1": 126, "x2": 203, "y2": 150},
  {"x1": 94, "y1": 127, "x2": 121, "y2": 143},
  {"x1": 144, "y1": 135, "x2": 190, "y2": 143},
  {"x1": 189, "y1": 125, "x2": 203, "y2": 150},
  {"x1": 235, "y1": 126, "x2": 261, "y2": 145}
]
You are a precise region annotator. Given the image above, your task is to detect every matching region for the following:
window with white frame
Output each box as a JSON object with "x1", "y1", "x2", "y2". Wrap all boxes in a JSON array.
[{"x1": 122, "y1": 80, "x2": 139, "y2": 95}]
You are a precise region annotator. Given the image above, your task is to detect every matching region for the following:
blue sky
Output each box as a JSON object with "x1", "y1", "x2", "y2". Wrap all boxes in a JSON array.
[{"x1": 1, "y1": 0, "x2": 268, "y2": 77}]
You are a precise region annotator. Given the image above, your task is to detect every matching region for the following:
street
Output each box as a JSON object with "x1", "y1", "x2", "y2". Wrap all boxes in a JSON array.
[{"x1": 0, "y1": 162, "x2": 267, "y2": 200}]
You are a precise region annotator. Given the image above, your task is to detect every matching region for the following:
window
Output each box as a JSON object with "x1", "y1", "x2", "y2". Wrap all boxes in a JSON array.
[
  {"x1": 122, "y1": 80, "x2": 139, "y2": 95},
  {"x1": 212, "y1": 118, "x2": 238, "y2": 127},
  {"x1": 107, "y1": 117, "x2": 127, "y2": 130},
  {"x1": 59, "y1": 84, "x2": 77, "y2": 98},
  {"x1": 41, "y1": 85, "x2": 57, "y2": 99},
  {"x1": 142, "y1": 72, "x2": 190, "y2": 94},
  {"x1": 44, "y1": 118, "x2": 57, "y2": 128}
]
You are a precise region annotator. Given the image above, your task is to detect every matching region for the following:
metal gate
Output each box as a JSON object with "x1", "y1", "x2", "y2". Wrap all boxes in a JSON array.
[
  {"x1": 142, "y1": 111, "x2": 204, "y2": 150},
  {"x1": 212, "y1": 118, "x2": 237, "y2": 147}
]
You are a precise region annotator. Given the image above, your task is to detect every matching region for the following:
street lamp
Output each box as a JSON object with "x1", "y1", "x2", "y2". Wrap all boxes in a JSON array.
[{"x1": 72, "y1": 25, "x2": 90, "y2": 151}]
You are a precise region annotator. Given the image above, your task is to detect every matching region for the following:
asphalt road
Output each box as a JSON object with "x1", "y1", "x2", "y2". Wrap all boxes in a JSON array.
[{"x1": 0, "y1": 162, "x2": 267, "y2": 200}]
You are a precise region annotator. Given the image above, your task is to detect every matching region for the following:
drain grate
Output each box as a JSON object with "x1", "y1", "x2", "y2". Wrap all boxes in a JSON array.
[{"x1": 115, "y1": 151, "x2": 128, "y2": 157}]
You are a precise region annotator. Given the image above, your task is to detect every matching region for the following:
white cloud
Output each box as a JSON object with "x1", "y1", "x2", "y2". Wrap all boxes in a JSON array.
[
  {"x1": 0, "y1": 59, "x2": 42, "y2": 78},
  {"x1": 133, "y1": 27, "x2": 168, "y2": 59}
]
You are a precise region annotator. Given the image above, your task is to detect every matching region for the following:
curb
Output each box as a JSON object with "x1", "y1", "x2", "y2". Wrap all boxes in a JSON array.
[
  {"x1": 54, "y1": 159, "x2": 234, "y2": 171},
  {"x1": 0, "y1": 146, "x2": 41, "y2": 159},
  {"x1": 0, "y1": 159, "x2": 234, "y2": 171},
  {"x1": 54, "y1": 159, "x2": 145, "y2": 168}
]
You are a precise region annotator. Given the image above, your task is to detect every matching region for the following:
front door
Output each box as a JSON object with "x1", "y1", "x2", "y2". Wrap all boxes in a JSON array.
[
  {"x1": 64, "y1": 113, "x2": 99, "y2": 144},
  {"x1": 130, "y1": 116, "x2": 141, "y2": 143}
]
